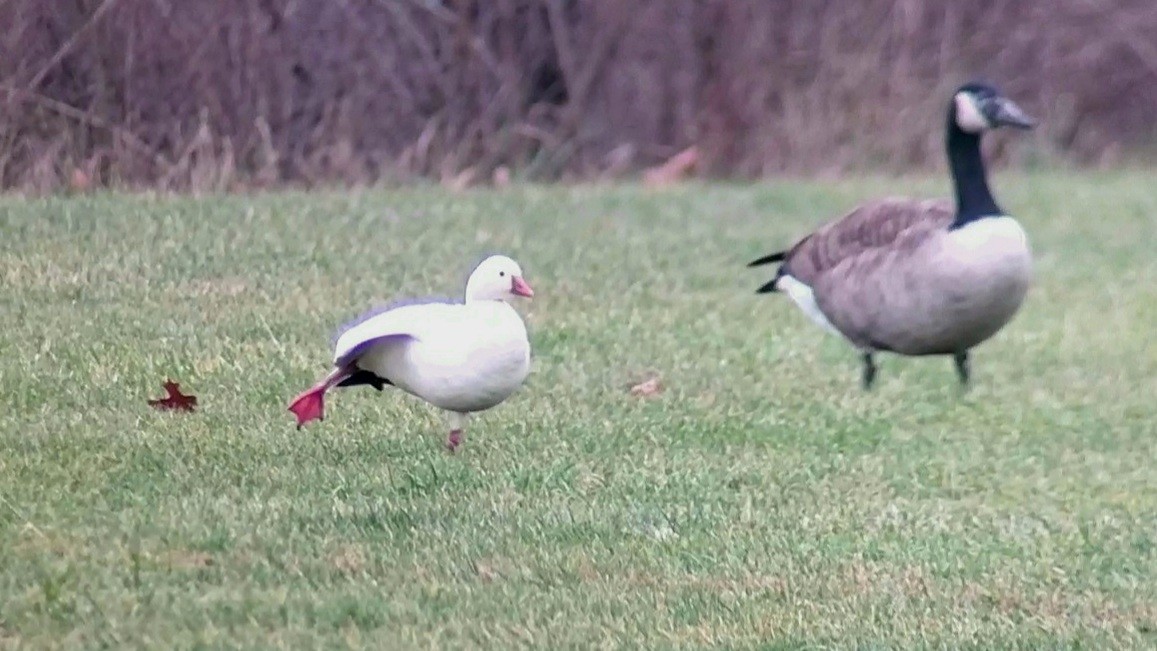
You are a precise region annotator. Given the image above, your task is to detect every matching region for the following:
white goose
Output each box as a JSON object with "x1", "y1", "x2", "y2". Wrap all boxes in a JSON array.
[{"x1": 288, "y1": 255, "x2": 534, "y2": 451}]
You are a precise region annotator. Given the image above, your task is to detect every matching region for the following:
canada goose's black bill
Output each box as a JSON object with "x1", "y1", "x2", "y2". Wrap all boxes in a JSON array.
[{"x1": 988, "y1": 96, "x2": 1035, "y2": 130}]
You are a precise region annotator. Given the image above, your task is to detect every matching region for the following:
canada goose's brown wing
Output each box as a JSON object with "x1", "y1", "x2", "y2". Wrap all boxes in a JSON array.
[
  {"x1": 757, "y1": 197, "x2": 954, "y2": 287},
  {"x1": 809, "y1": 224, "x2": 947, "y2": 352}
]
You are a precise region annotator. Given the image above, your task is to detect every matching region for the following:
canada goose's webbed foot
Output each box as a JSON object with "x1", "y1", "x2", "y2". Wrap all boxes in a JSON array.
[
  {"x1": 861, "y1": 353, "x2": 877, "y2": 390},
  {"x1": 445, "y1": 429, "x2": 463, "y2": 453},
  {"x1": 954, "y1": 351, "x2": 971, "y2": 388}
]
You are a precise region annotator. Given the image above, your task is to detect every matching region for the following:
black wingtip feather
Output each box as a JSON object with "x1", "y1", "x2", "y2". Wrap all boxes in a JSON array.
[
  {"x1": 755, "y1": 278, "x2": 780, "y2": 294},
  {"x1": 335, "y1": 370, "x2": 394, "y2": 391},
  {"x1": 747, "y1": 251, "x2": 787, "y2": 267}
]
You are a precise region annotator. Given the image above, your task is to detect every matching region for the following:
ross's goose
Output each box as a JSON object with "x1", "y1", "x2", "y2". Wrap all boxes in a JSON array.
[{"x1": 288, "y1": 255, "x2": 534, "y2": 451}]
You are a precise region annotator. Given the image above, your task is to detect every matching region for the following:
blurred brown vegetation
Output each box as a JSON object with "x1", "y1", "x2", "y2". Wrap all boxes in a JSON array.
[{"x1": 1, "y1": 0, "x2": 1156, "y2": 192}]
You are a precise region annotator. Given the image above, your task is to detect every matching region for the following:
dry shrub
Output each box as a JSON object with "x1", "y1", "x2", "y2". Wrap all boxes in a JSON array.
[{"x1": 1, "y1": 0, "x2": 1155, "y2": 191}]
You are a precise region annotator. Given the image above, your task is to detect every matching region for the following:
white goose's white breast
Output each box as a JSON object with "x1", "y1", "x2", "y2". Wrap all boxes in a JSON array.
[{"x1": 384, "y1": 303, "x2": 530, "y2": 412}]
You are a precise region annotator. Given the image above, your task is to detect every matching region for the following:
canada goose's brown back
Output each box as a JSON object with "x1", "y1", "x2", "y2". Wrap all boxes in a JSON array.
[{"x1": 782, "y1": 198, "x2": 955, "y2": 286}]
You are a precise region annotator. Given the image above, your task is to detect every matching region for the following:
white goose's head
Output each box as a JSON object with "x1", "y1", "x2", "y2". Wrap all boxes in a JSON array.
[
  {"x1": 951, "y1": 82, "x2": 1036, "y2": 134},
  {"x1": 464, "y1": 255, "x2": 534, "y2": 303}
]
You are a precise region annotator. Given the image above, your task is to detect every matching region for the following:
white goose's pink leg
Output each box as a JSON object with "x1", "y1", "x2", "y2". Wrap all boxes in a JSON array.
[{"x1": 445, "y1": 412, "x2": 468, "y2": 452}]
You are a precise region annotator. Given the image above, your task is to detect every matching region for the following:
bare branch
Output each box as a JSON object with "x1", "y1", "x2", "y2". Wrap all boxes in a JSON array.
[
  {"x1": 0, "y1": 84, "x2": 167, "y2": 166},
  {"x1": 26, "y1": 0, "x2": 123, "y2": 90}
]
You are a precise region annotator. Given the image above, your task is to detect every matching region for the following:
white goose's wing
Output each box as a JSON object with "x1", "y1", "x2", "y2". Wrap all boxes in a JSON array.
[{"x1": 332, "y1": 298, "x2": 458, "y2": 366}]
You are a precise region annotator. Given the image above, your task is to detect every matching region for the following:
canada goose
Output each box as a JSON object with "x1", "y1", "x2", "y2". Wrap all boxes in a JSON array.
[{"x1": 749, "y1": 82, "x2": 1036, "y2": 389}]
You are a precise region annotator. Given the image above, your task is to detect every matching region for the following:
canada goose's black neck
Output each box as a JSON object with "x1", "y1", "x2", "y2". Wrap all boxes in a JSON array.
[{"x1": 947, "y1": 118, "x2": 1002, "y2": 229}]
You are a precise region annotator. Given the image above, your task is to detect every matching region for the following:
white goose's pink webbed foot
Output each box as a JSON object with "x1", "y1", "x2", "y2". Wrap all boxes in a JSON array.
[
  {"x1": 288, "y1": 365, "x2": 353, "y2": 429},
  {"x1": 445, "y1": 429, "x2": 464, "y2": 453},
  {"x1": 288, "y1": 384, "x2": 327, "y2": 428}
]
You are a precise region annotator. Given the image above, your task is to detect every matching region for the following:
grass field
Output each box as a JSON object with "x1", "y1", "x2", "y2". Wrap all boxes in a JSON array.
[{"x1": 1, "y1": 172, "x2": 1156, "y2": 649}]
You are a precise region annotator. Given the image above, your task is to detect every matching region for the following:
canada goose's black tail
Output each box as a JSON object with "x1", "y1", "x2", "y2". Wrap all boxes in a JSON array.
[
  {"x1": 749, "y1": 250, "x2": 788, "y2": 294},
  {"x1": 755, "y1": 279, "x2": 778, "y2": 294},
  {"x1": 747, "y1": 250, "x2": 787, "y2": 268}
]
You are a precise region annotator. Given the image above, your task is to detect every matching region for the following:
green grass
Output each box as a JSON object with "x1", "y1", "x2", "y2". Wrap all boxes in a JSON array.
[{"x1": 1, "y1": 172, "x2": 1156, "y2": 649}]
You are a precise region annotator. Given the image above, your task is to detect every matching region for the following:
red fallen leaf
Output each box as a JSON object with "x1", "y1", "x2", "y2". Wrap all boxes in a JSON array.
[{"x1": 148, "y1": 380, "x2": 198, "y2": 412}]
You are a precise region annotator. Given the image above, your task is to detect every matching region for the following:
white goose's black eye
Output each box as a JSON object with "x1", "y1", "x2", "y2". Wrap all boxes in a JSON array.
[{"x1": 499, "y1": 271, "x2": 506, "y2": 277}]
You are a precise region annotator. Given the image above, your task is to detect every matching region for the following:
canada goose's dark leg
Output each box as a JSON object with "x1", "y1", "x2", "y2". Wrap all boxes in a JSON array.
[
  {"x1": 953, "y1": 351, "x2": 971, "y2": 387},
  {"x1": 861, "y1": 352, "x2": 877, "y2": 390}
]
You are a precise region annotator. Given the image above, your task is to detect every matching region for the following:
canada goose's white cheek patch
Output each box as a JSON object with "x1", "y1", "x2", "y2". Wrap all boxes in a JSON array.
[
  {"x1": 954, "y1": 93, "x2": 989, "y2": 133},
  {"x1": 778, "y1": 275, "x2": 841, "y2": 336}
]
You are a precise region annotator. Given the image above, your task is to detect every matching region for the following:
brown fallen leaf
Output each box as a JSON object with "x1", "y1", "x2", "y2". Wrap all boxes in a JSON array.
[
  {"x1": 330, "y1": 544, "x2": 367, "y2": 575},
  {"x1": 492, "y1": 166, "x2": 512, "y2": 188},
  {"x1": 475, "y1": 562, "x2": 499, "y2": 583},
  {"x1": 148, "y1": 380, "x2": 198, "y2": 412},
  {"x1": 69, "y1": 168, "x2": 92, "y2": 193},
  {"x1": 443, "y1": 166, "x2": 477, "y2": 192},
  {"x1": 629, "y1": 376, "x2": 663, "y2": 398},
  {"x1": 643, "y1": 146, "x2": 700, "y2": 187},
  {"x1": 164, "y1": 550, "x2": 214, "y2": 569}
]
